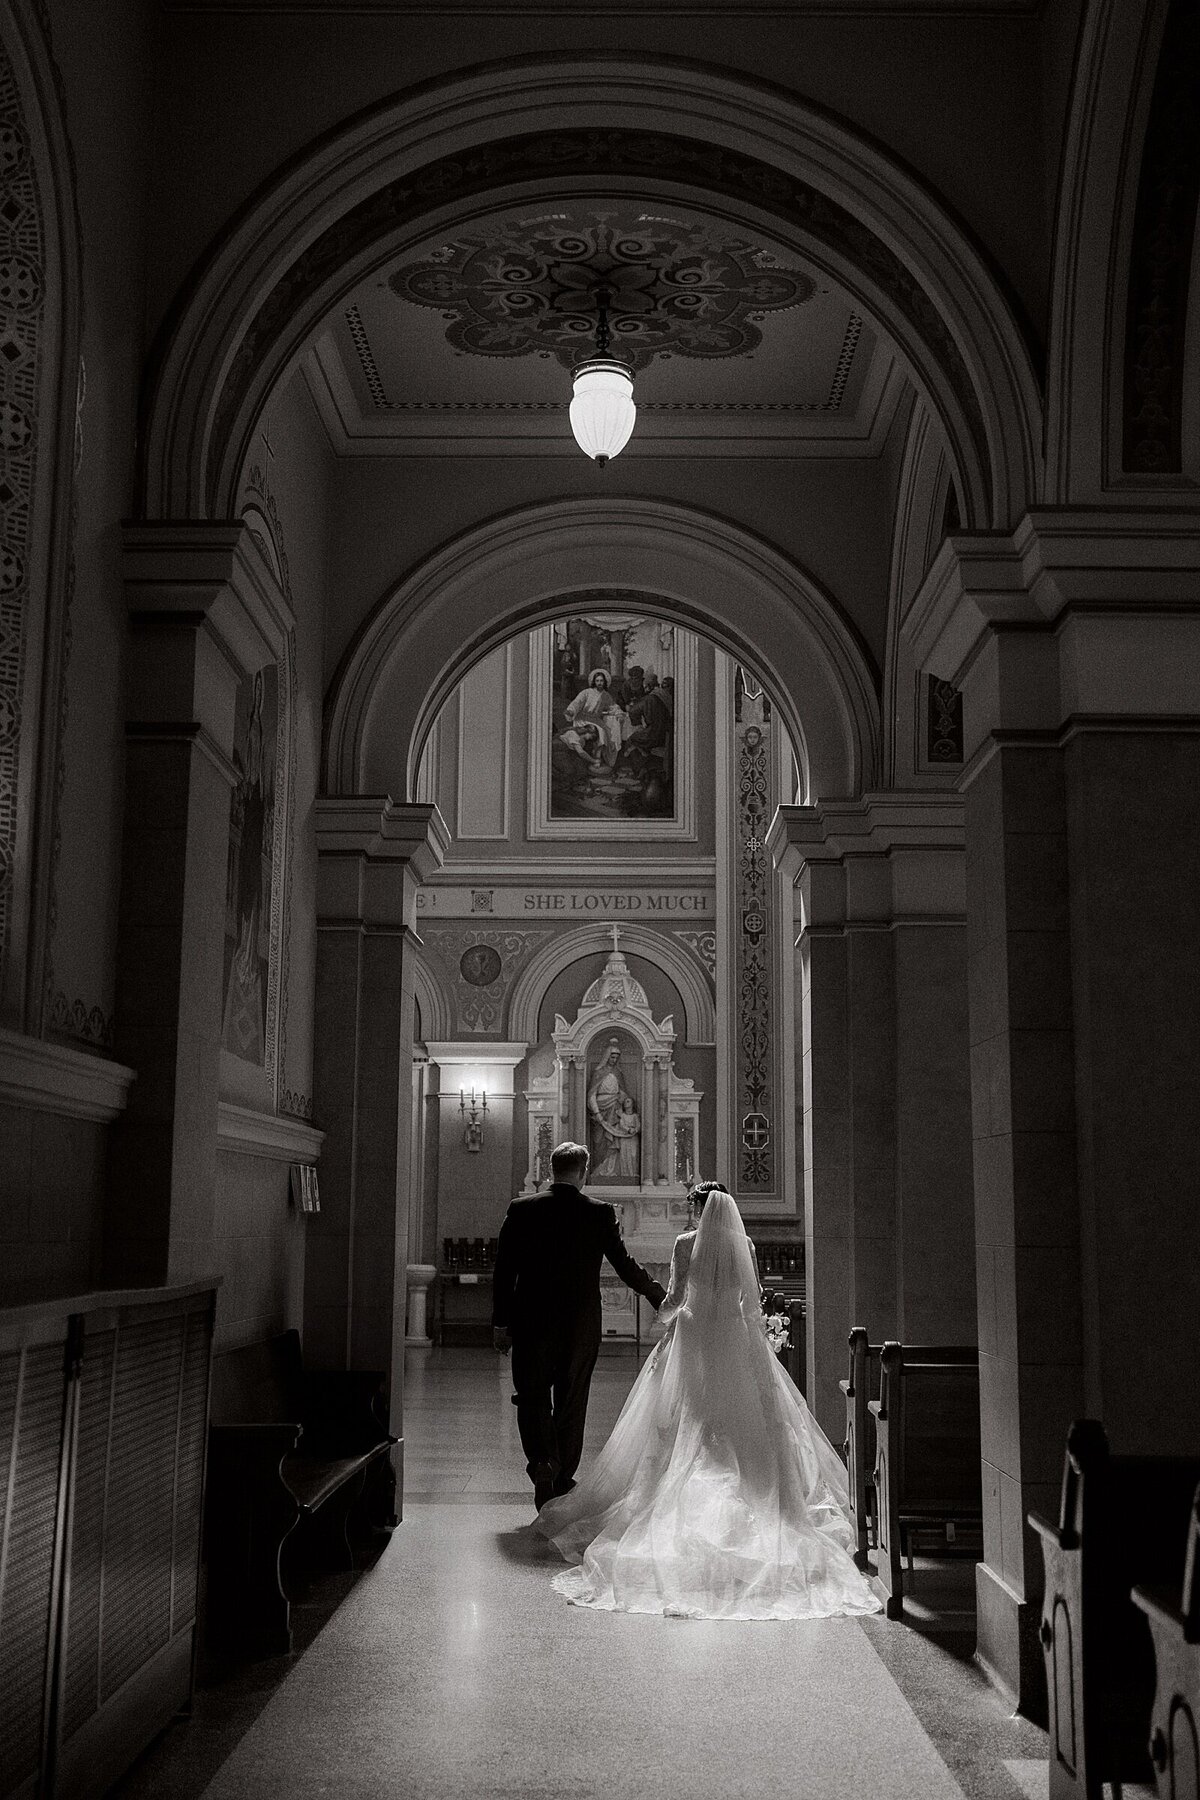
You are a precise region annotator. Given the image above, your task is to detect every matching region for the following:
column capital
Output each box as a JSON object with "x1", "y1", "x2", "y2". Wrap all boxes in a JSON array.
[
  {"x1": 769, "y1": 793, "x2": 965, "y2": 931},
  {"x1": 123, "y1": 520, "x2": 294, "y2": 678},
  {"x1": 122, "y1": 521, "x2": 295, "y2": 773},
  {"x1": 316, "y1": 798, "x2": 449, "y2": 929},
  {"x1": 904, "y1": 509, "x2": 1200, "y2": 748}
]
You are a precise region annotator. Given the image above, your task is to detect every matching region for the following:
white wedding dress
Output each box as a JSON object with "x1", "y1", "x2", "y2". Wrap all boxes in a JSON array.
[{"x1": 535, "y1": 1189, "x2": 881, "y2": 1621}]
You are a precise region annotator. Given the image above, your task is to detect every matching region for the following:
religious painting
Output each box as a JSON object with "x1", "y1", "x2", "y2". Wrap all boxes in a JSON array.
[
  {"x1": 551, "y1": 615, "x2": 676, "y2": 821},
  {"x1": 222, "y1": 663, "x2": 279, "y2": 1066},
  {"x1": 585, "y1": 1030, "x2": 642, "y2": 1185}
]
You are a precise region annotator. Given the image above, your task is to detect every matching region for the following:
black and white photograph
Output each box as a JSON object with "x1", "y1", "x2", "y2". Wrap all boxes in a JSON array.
[
  {"x1": 1, "y1": 4, "x2": 1197, "y2": 1799},
  {"x1": 550, "y1": 614, "x2": 677, "y2": 822}
]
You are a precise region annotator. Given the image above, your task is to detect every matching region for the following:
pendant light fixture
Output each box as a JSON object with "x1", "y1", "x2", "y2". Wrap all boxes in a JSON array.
[{"x1": 569, "y1": 287, "x2": 636, "y2": 466}]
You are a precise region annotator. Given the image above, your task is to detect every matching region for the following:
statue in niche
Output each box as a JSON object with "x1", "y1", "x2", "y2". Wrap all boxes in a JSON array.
[
  {"x1": 587, "y1": 1037, "x2": 634, "y2": 1178},
  {"x1": 616, "y1": 1096, "x2": 641, "y2": 1181}
]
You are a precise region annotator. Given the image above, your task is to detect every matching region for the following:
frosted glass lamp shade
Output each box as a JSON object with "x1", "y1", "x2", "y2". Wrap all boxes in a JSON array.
[{"x1": 569, "y1": 359, "x2": 636, "y2": 465}]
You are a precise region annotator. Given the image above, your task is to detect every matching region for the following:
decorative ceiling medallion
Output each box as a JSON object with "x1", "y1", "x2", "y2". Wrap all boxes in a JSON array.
[
  {"x1": 388, "y1": 212, "x2": 814, "y2": 372},
  {"x1": 209, "y1": 128, "x2": 990, "y2": 506}
]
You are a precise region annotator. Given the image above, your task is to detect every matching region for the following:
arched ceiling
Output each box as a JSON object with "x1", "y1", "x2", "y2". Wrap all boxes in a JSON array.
[{"x1": 305, "y1": 197, "x2": 903, "y2": 458}]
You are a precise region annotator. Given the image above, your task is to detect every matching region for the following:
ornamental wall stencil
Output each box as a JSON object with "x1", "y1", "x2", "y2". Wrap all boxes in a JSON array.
[
  {"x1": 0, "y1": 46, "x2": 44, "y2": 994},
  {"x1": 734, "y1": 668, "x2": 776, "y2": 1194},
  {"x1": 421, "y1": 926, "x2": 555, "y2": 1034},
  {"x1": 387, "y1": 210, "x2": 814, "y2": 373},
  {"x1": 673, "y1": 927, "x2": 717, "y2": 983},
  {"x1": 205, "y1": 128, "x2": 991, "y2": 507},
  {"x1": 926, "y1": 676, "x2": 963, "y2": 765},
  {"x1": 346, "y1": 298, "x2": 861, "y2": 413}
]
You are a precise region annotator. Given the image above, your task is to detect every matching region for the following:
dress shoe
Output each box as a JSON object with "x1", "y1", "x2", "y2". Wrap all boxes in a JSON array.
[
  {"x1": 532, "y1": 1460, "x2": 557, "y2": 1511},
  {"x1": 552, "y1": 1476, "x2": 576, "y2": 1498}
]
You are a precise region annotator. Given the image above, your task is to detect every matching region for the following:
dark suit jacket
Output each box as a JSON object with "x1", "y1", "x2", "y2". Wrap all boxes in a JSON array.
[{"x1": 492, "y1": 1184, "x2": 667, "y2": 1344}]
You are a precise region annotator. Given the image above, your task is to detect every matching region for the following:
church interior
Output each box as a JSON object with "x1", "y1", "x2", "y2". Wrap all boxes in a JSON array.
[{"x1": 1, "y1": 0, "x2": 1199, "y2": 1794}]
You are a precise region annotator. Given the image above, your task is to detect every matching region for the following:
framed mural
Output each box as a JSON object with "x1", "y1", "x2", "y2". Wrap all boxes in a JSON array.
[
  {"x1": 527, "y1": 607, "x2": 697, "y2": 840},
  {"x1": 220, "y1": 655, "x2": 290, "y2": 1105}
]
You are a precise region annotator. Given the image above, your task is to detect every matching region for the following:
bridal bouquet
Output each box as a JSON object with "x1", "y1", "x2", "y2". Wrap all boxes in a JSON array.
[{"x1": 763, "y1": 1312, "x2": 791, "y2": 1354}]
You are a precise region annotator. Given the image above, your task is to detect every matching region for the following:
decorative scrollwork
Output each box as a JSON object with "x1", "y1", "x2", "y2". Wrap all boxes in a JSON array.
[
  {"x1": 0, "y1": 47, "x2": 44, "y2": 989},
  {"x1": 674, "y1": 927, "x2": 717, "y2": 981},
  {"x1": 48, "y1": 990, "x2": 113, "y2": 1048},
  {"x1": 389, "y1": 208, "x2": 813, "y2": 373},
  {"x1": 208, "y1": 127, "x2": 989, "y2": 507},
  {"x1": 422, "y1": 926, "x2": 555, "y2": 1033},
  {"x1": 735, "y1": 680, "x2": 775, "y2": 1193},
  {"x1": 926, "y1": 675, "x2": 963, "y2": 764}
]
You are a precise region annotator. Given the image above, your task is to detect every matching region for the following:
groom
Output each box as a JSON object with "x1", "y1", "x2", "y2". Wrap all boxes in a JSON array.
[{"x1": 492, "y1": 1141, "x2": 666, "y2": 1511}]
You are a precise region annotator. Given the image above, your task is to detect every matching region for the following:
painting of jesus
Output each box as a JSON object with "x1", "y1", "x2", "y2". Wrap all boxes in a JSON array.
[{"x1": 549, "y1": 615, "x2": 675, "y2": 822}]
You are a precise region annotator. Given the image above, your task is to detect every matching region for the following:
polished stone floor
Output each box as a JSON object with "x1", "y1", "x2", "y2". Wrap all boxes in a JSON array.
[{"x1": 112, "y1": 1347, "x2": 1054, "y2": 1799}]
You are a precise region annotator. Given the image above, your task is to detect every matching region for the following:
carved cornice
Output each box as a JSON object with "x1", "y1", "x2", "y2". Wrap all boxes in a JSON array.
[
  {"x1": 769, "y1": 793, "x2": 966, "y2": 929},
  {"x1": 904, "y1": 509, "x2": 1200, "y2": 687},
  {"x1": 122, "y1": 520, "x2": 296, "y2": 684},
  {"x1": 216, "y1": 1100, "x2": 324, "y2": 1161},
  {"x1": 316, "y1": 797, "x2": 451, "y2": 928},
  {"x1": 0, "y1": 1026, "x2": 136, "y2": 1123}
]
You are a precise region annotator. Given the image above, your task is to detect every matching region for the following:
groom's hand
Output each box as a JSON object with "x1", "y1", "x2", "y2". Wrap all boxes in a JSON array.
[{"x1": 493, "y1": 1326, "x2": 512, "y2": 1353}]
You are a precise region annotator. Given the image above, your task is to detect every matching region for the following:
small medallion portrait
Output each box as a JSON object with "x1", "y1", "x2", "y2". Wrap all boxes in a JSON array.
[{"x1": 460, "y1": 943, "x2": 502, "y2": 987}]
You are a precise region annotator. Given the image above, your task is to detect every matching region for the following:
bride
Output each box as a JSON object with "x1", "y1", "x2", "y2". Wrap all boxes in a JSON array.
[{"x1": 535, "y1": 1181, "x2": 881, "y2": 1621}]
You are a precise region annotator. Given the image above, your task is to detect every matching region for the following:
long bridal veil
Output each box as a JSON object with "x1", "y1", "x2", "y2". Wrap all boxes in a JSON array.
[{"x1": 536, "y1": 1188, "x2": 880, "y2": 1620}]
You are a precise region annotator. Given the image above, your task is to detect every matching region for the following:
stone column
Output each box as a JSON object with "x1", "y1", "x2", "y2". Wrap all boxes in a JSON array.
[
  {"x1": 106, "y1": 524, "x2": 293, "y2": 1283},
  {"x1": 306, "y1": 798, "x2": 448, "y2": 1507},
  {"x1": 907, "y1": 508, "x2": 1200, "y2": 1713},
  {"x1": 770, "y1": 796, "x2": 973, "y2": 1441}
]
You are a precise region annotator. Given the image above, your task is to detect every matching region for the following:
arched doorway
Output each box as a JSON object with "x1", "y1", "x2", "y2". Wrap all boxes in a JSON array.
[{"x1": 126, "y1": 48, "x2": 1020, "y2": 1592}]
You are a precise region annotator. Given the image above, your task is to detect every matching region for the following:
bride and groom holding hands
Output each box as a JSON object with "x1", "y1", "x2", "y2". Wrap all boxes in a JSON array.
[{"x1": 492, "y1": 1141, "x2": 880, "y2": 1621}]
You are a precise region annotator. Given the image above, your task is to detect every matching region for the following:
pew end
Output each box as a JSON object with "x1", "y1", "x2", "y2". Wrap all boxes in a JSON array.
[
  {"x1": 204, "y1": 1330, "x2": 396, "y2": 1660},
  {"x1": 1032, "y1": 1420, "x2": 1200, "y2": 1800},
  {"x1": 869, "y1": 1340, "x2": 982, "y2": 1618},
  {"x1": 840, "y1": 1326, "x2": 880, "y2": 1570},
  {"x1": 1132, "y1": 1481, "x2": 1200, "y2": 1800}
]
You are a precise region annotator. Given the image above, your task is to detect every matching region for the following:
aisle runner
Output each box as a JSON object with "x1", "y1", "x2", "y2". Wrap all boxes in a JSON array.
[{"x1": 200, "y1": 1501, "x2": 966, "y2": 1800}]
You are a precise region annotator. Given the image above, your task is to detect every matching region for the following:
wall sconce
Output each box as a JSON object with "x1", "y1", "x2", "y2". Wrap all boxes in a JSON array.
[{"x1": 460, "y1": 1087, "x2": 488, "y2": 1152}]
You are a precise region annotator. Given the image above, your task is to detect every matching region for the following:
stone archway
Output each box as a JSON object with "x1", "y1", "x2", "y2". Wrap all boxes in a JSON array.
[
  {"x1": 139, "y1": 55, "x2": 1042, "y2": 532},
  {"x1": 0, "y1": 2, "x2": 83, "y2": 1034},
  {"x1": 1044, "y1": 0, "x2": 1200, "y2": 500},
  {"x1": 323, "y1": 496, "x2": 879, "y2": 807}
]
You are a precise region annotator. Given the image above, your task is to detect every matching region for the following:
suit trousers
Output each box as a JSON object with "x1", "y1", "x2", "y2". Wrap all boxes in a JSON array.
[{"x1": 511, "y1": 1329, "x2": 600, "y2": 1486}]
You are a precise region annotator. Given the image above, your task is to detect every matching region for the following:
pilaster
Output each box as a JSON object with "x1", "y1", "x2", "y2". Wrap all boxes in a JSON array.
[
  {"x1": 770, "y1": 793, "x2": 972, "y2": 1442},
  {"x1": 105, "y1": 523, "x2": 293, "y2": 1284},
  {"x1": 905, "y1": 507, "x2": 1200, "y2": 1713},
  {"x1": 308, "y1": 797, "x2": 449, "y2": 1510}
]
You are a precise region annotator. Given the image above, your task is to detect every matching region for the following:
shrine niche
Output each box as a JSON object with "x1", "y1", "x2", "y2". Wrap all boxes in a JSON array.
[
  {"x1": 521, "y1": 928, "x2": 703, "y2": 1338},
  {"x1": 522, "y1": 928, "x2": 700, "y2": 1199}
]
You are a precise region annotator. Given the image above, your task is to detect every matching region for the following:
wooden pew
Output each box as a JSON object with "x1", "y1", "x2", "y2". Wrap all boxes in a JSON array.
[
  {"x1": 205, "y1": 1329, "x2": 396, "y2": 1658},
  {"x1": 1133, "y1": 1481, "x2": 1200, "y2": 1800},
  {"x1": 1031, "y1": 1421, "x2": 1200, "y2": 1800},
  {"x1": 787, "y1": 1299, "x2": 807, "y2": 1398},
  {"x1": 840, "y1": 1327, "x2": 881, "y2": 1568},
  {"x1": 870, "y1": 1340, "x2": 981, "y2": 1616},
  {"x1": 762, "y1": 1289, "x2": 807, "y2": 1397}
]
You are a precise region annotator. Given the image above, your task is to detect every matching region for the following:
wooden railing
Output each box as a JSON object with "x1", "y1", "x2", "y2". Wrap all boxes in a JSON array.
[{"x1": 0, "y1": 1282, "x2": 216, "y2": 1800}]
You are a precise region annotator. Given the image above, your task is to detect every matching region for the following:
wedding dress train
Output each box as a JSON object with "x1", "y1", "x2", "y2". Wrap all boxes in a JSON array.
[{"x1": 535, "y1": 1189, "x2": 881, "y2": 1621}]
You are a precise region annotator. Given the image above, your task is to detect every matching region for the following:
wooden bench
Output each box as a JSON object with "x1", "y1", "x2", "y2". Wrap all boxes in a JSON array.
[
  {"x1": 1031, "y1": 1420, "x2": 1200, "y2": 1799},
  {"x1": 204, "y1": 1329, "x2": 396, "y2": 1657},
  {"x1": 1133, "y1": 1480, "x2": 1200, "y2": 1800},
  {"x1": 870, "y1": 1340, "x2": 981, "y2": 1616},
  {"x1": 762, "y1": 1290, "x2": 807, "y2": 1397},
  {"x1": 840, "y1": 1327, "x2": 882, "y2": 1567}
]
